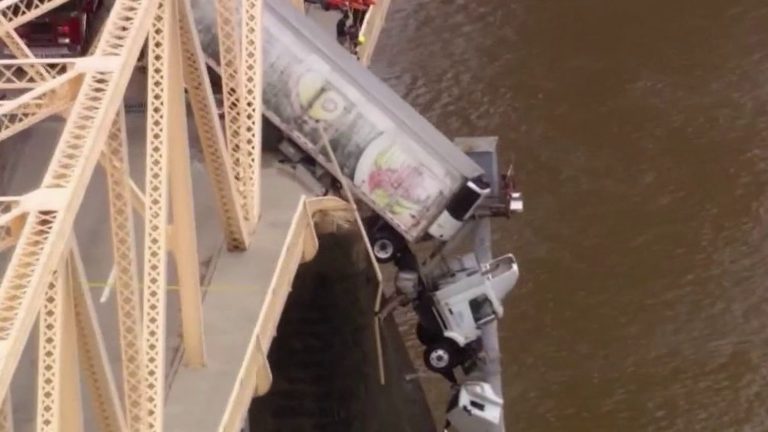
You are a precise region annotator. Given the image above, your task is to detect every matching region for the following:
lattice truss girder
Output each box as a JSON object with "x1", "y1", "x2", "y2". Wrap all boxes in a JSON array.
[
  {"x1": 0, "y1": 59, "x2": 66, "y2": 89},
  {"x1": 0, "y1": 3, "x2": 248, "y2": 243},
  {"x1": 102, "y1": 108, "x2": 144, "y2": 431},
  {"x1": 0, "y1": 0, "x2": 85, "y2": 133},
  {"x1": 0, "y1": 0, "x2": 73, "y2": 28},
  {"x1": 0, "y1": 0, "x2": 256, "y2": 428},
  {"x1": 0, "y1": 0, "x2": 162, "y2": 424},
  {"x1": 215, "y1": 0, "x2": 250, "y2": 226},
  {"x1": 0, "y1": 65, "x2": 85, "y2": 141},
  {"x1": 240, "y1": 0, "x2": 262, "y2": 227}
]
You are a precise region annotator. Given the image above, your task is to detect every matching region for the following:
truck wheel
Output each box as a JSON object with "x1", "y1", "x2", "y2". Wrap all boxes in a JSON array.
[
  {"x1": 424, "y1": 339, "x2": 460, "y2": 374},
  {"x1": 370, "y1": 230, "x2": 400, "y2": 263},
  {"x1": 415, "y1": 322, "x2": 441, "y2": 346}
]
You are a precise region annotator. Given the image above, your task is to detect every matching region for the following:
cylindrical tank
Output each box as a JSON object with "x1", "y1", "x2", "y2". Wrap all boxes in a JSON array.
[
  {"x1": 188, "y1": 0, "x2": 485, "y2": 244},
  {"x1": 188, "y1": 0, "x2": 225, "y2": 60}
]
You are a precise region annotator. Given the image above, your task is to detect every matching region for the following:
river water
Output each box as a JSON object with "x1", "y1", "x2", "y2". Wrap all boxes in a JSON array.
[{"x1": 373, "y1": 1, "x2": 768, "y2": 430}]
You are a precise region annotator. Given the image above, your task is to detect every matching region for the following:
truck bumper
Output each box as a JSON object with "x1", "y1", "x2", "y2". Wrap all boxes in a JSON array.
[{"x1": 0, "y1": 45, "x2": 77, "y2": 58}]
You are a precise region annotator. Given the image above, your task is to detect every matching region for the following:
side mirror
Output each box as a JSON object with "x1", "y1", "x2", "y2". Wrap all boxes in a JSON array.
[
  {"x1": 501, "y1": 164, "x2": 523, "y2": 214},
  {"x1": 508, "y1": 191, "x2": 524, "y2": 213}
]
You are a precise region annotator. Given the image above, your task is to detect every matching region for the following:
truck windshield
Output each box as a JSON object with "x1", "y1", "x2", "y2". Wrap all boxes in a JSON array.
[
  {"x1": 469, "y1": 294, "x2": 495, "y2": 325},
  {"x1": 445, "y1": 178, "x2": 490, "y2": 221},
  {"x1": 482, "y1": 255, "x2": 516, "y2": 279}
]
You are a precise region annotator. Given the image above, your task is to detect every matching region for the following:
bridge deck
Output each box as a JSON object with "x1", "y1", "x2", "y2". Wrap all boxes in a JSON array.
[{"x1": 164, "y1": 158, "x2": 314, "y2": 432}]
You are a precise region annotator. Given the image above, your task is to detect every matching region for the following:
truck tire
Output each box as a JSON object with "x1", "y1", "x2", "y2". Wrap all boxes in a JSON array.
[
  {"x1": 415, "y1": 322, "x2": 441, "y2": 346},
  {"x1": 370, "y1": 230, "x2": 401, "y2": 263},
  {"x1": 423, "y1": 339, "x2": 460, "y2": 375}
]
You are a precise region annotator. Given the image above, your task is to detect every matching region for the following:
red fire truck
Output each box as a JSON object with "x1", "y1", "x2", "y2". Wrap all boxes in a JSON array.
[{"x1": 2, "y1": 0, "x2": 103, "y2": 57}]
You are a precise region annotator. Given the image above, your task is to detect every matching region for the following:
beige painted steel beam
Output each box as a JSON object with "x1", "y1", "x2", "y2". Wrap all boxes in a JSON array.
[
  {"x1": 166, "y1": 0, "x2": 205, "y2": 366},
  {"x1": 70, "y1": 243, "x2": 128, "y2": 432},
  {"x1": 0, "y1": 16, "x2": 52, "y2": 84},
  {"x1": 60, "y1": 253, "x2": 85, "y2": 432},
  {"x1": 142, "y1": 0, "x2": 174, "y2": 427},
  {"x1": 241, "y1": 0, "x2": 262, "y2": 227},
  {"x1": 0, "y1": 57, "x2": 121, "y2": 90},
  {"x1": 37, "y1": 256, "x2": 83, "y2": 432},
  {"x1": 215, "y1": 0, "x2": 247, "y2": 223},
  {"x1": 0, "y1": 59, "x2": 66, "y2": 89},
  {"x1": 0, "y1": 1, "x2": 68, "y2": 103},
  {"x1": 0, "y1": 71, "x2": 80, "y2": 141},
  {"x1": 0, "y1": 16, "x2": 111, "y2": 134},
  {"x1": 0, "y1": 62, "x2": 78, "y2": 140},
  {"x1": 0, "y1": 101, "x2": 69, "y2": 141},
  {"x1": 101, "y1": 109, "x2": 144, "y2": 431},
  {"x1": 0, "y1": 0, "x2": 71, "y2": 27},
  {"x1": 178, "y1": 0, "x2": 248, "y2": 250},
  {"x1": 0, "y1": 0, "x2": 386, "y2": 427},
  {"x1": 35, "y1": 257, "x2": 64, "y2": 432},
  {"x1": 0, "y1": 0, "x2": 160, "y2": 412}
]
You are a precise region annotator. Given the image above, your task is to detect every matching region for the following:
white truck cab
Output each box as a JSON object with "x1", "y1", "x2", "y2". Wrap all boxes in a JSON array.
[
  {"x1": 431, "y1": 254, "x2": 519, "y2": 347},
  {"x1": 427, "y1": 178, "x2": 492, "y2": 241},
  {"x1": 444, "y1": 382, "x2": 504, "y2": 432},
  {"x1": 412, "y1": 253, "x2": 519, "y2": 375}
]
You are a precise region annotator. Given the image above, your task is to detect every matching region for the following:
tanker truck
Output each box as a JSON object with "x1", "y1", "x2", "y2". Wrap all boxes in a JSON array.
[{"x1": 260, "y1": 0, "x2": 521, "y2": 262}]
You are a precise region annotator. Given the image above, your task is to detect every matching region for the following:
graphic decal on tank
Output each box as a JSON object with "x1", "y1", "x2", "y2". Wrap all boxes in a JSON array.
[
  {"x1": 353, "y1": 133, "x2": 446, "y2": 225},
  {"x1": 262, "y1": 25, "x2": 459, "y2": 231}
]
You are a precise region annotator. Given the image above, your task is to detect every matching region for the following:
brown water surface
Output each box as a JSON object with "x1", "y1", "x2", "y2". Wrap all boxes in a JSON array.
[{"x1": 373, "y1": 1, "x2": 768, "y2": 430}]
